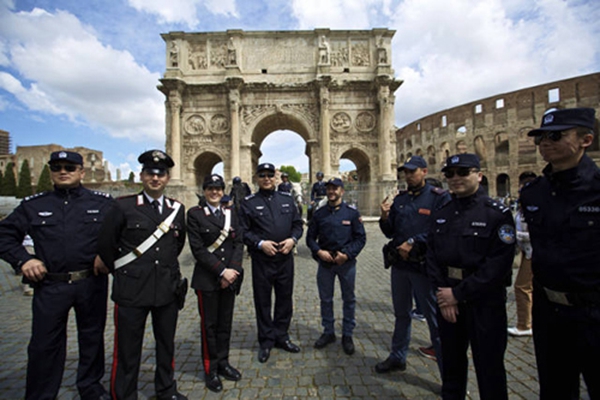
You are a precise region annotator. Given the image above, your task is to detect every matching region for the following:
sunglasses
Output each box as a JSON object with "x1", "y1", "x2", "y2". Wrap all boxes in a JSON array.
[
  {"x1": 258, "y1": 172, "x2": 275, "y2": 179},
  {"x1": 49, "y1": 164, "x2": 79, "y2": 172},
  {"x1": 533, "y1": 130, "x2": 568, "y2": 145},
  {"x1": 443, "y1": 168, "x2": 477, "y2": 179}
]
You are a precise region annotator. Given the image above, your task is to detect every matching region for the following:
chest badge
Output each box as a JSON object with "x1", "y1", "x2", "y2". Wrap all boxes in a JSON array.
[
  {"x1": 38, "y1": 211, "x2": 53, "y2": 217},
  {"x1": 436, "y1": 219, "x2": 446, "y2": 224}
]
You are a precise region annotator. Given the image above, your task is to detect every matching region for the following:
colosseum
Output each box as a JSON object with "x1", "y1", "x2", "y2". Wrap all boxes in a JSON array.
[{"x1": 396, "y1": 72, "x2": 600, "y2": 199}]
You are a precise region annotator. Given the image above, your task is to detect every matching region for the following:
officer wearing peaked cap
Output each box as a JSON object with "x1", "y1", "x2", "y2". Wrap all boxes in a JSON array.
[
  {"x1": 426, "y1": 153, "x2": 515, "y2": 399},
  {"x1": 520, "y1": 107, "x2": 600, "y2": 399},
  {"x1": 97, "y1": 149, "x2": 188, "y2": 400},
  {"x1": 0, "y1": 150, "x2": 113, "y2": 400},
  {"x1": 239, "y1": 162, "x2": 303, "y2": 363}
]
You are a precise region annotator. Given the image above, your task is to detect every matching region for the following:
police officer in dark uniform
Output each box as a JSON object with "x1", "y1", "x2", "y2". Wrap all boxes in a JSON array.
[
  {"x1": 0, "y1": 151, "x2": 112, "y2": 400},
  {"x1": 376, "y1": 156, "x2": 450, "y2": 374},
  {"x1": 239, "y1": 162, "x2": 304, "y2": 363},
  {"x1": 187, "y1": 174, "x2": 244, "y2": 393},
  {"x1": 306, "y1": 178, "x2": 366, "y2": 355},
  {"x1": 426, "y1": 153, "x2": 515, "y2": 400},
  {"x1": 308, "y1": 171, "x2": 326, "y2": 220},
  {"x1": 97, "y1": 150, "x2": 187, "y2": 400},
  {"x1": 229, "y1": 176, "x2": 251, "y2": 215},
  {"x1": 520, "y1": 108, "x2": 600, "y2": 399},
  {"x1": 277, "y1": 172, "x2": 293, "y2": 193}
]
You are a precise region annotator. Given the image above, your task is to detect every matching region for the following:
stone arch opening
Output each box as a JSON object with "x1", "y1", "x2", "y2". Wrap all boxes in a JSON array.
[
  {"x1": 426, "y1": 146, "x2": 436, "y2": 166},
  {"x1": 496, "y1": 173, "x2": 510, "y2": 197},
  {"x1": 193, "y1": 152, "x2": 223, "y2": 189},
  {"x1": 474, "y1": 136, "x2": 487, "y2": 168},
  {"x1": 495, "y1": 132, "x2": 509, "y2": 167},
  {"x1": 339, "y1": 146, "x2": 377, "y2": 215},
  {"x1": 456, "y1": 140, "x2": 467, "y2": 153}
]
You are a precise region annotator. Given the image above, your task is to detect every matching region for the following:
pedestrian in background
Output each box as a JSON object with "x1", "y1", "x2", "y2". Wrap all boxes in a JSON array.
[
  {"x1": 187, "y1": 174, "x2": 244, "y2": 393},
  {"x1": 0, "y1": 151, "x2": 112, "y2": 400},
  {"x1": 376, "y1": 155, "x2": 449, "y2": 374},
  {"x1": 97, "y1": 150, "x2": 187, "y2": 400},
  {"x1": 426, "y1": 153, "x2": 515, "y2": 400},
  {"x1": 239, "y1": 162, "x2": 304, "y2": 363},
  {"x1": 306, "y1": 178, "x2": 366, "y2": 355},
  {"x1": 507, "y1": 171, "x2": 537, "y2": 337},
  {"x1": 520, "y1": 107, "x2": 600, "y2": 399}
]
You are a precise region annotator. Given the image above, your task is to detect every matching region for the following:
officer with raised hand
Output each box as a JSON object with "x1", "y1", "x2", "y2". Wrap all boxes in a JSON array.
[
  {"x1": 0, "y1": 151, "x2": 113, "y2": 400},
  {"x1": 426, "y1": 153, "x2": 515, "y2": 400},
  {"x1": 239, "y1": 162, "x2": 303, "y2": 363},
  {"x1": 97, "y1": 150, "x2": 187, "y2": 400},
  {"x1": 520, "y1": 107, "x2": 600, "y2": 399},
  {"x1": 307, "y1": 178, "x2": 366, "y2": 355}
]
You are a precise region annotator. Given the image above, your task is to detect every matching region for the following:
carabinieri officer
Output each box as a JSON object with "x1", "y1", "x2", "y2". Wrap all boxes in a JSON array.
[
  {"x1": 187, "y1": 174, "x2": 244, "y2": 393},
  {"x1": 239, "y1": 162, "x2": 304, "y2": 363},
  {"x1": 0, "y1": 150, "x2": 113, "y2": 400},
  {"x1": 97, "y1": 150, "x2": 187, "y2": 400},
  {"x1": 426, "y1": 153, "x2": 515, "y2": 400}
]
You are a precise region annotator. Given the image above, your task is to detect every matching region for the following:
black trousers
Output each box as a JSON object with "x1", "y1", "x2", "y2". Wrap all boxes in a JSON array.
[
  {"x1": 26, "y1": 276, "x2": 108, "y2": 400},
  {"x1": 438, "y1": 301, "x2": 508, "y2": 400},
  {"x1": 195, "y1": 289, "x2": 236, "y2": 375},
  {"x1": 111, "y1": 301, "x2": 179, "y2": 400},
  {"x1": 251, "y1": 253, "x2": 294, "y2": 348},
  {"x1": 532, "y1": 282, "x2": 600, "y2": 400}
]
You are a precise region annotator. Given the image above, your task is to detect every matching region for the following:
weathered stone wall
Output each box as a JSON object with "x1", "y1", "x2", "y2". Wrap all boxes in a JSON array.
[{"x1": 396, "y1": 72, "x2": 600, "y2": 197}]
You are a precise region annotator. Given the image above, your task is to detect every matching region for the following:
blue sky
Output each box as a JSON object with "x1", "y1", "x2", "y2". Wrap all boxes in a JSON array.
[{"x1": 1, "y1": 0, "x2": 599, "y2": 178}]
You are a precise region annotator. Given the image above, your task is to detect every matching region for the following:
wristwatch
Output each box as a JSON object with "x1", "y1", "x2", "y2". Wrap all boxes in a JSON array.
[{"x1": 407, "y1": 238, "x2": 415, "y2": 245}]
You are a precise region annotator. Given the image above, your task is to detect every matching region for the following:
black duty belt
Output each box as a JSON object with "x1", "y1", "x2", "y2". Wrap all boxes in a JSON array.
[
  {"x1": 544, "y1": 287, "x2": 600, "y2": 307},
  {"x1": 45, "y1": 268, "x2": 93, "y2": 283}
]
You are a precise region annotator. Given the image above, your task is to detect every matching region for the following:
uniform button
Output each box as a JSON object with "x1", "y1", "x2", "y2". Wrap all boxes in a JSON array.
[
  {"x1": 474, "y1": 232, "x2": 478, "y2": 236},
  {"x1": 42, "y1": 221, "x2": 46, "y2": 225},
  {"x1": 155, "y1": 260, "x2": 159, "y2": 265},
  {"x1": 221, "y1": 258, "x2": 225, "y2": 261},
  {"x1": 551, "y1": 192, "x2": 556, "y2": 196},
  {"x1": 221, "y1": 248, "x2": 225, "y2": 252},
  {"x1": 589, "y1": 221, "x2": 594, "y2": 226},
  {"x1": 156, "y1": 247, "x2": 160, "y2": 251}
]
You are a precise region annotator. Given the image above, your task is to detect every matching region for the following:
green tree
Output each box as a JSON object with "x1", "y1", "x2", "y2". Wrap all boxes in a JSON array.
[
  {"x1": 16, "y1": 160, "x2": 33, "y2": 198},
  {"x1": 2, "y1": 162, "x2": 17, "y2": 196},
  {"x1": 279, "y1": 165, "x2": 302, "y2": 182},
  {"x1": 0, "y1": 169, "x2": 4, "y2": 195},
  {"x1": 36, "y1": 164, "x2": 53, "y2": 193}
]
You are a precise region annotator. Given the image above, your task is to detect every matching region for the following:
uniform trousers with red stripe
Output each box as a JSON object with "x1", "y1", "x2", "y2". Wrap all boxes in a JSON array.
[
  {"x1": 195, "y1": 289, "x2": 236, "y2": 374},
  {"x1": 111, "y1": 301, "x2": 179, "y2": 400}
]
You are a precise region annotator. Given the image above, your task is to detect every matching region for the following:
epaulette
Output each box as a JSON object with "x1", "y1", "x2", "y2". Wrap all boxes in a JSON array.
[
  {"x1": 430, "y1": 187, "x2": 447, "y2": 195},
  {"x1": 485, "y1": 198, "x2": 510, "y2": 213},
  {"x1": 23, "y1": 191, "x2": 50, "y2": 202},
  {"x1": 244, "y1": 194, "x2": 256, "y2": 200},
  {"x1": 92, "y1": 190, "x2": 111, "y2": 198}
]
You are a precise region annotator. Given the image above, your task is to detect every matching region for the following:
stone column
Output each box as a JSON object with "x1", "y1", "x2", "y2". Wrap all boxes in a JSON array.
[
  {"x1": 168, "y1": 91, "x2": 182, "y2": 181},
  {"x1": 229, "y1": 89, "x2": 241, "y2": 179},
  {"x1": 319, "y1": 85, "x2": 331, "y2": 177},
  {"x1": 378, "y1": 84, "x2": 393, "y2": 179}
]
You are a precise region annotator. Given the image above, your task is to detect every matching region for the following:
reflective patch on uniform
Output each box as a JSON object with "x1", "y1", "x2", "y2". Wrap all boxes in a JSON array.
[
  {"x1": 471, "y1": 221, "x2": 486, "y2": 227},
  {"x1": 436, "y1": 219, "x2": 446, "y2": 224},
  {"x1": 498, "y1": 224, "x2": 516, "y2": 244},
  {"x1": 578, "y1": 206, "x2": 600, "y2": 213},
  {"x1": 256, "y1": 206, "x2": 264, "y2": 210},
  {"x1": 342, "y1": 220, "x2": 351, "y2": 225},
  {"x1": 38, "y1": 211, "x2": 52, "y2": 217},
  {"x1": 87, "y1": 209, "x2": 99, "y2": 214},
  {"x1": 526, "y1": 205, "x2": 539, "y2": 212}
]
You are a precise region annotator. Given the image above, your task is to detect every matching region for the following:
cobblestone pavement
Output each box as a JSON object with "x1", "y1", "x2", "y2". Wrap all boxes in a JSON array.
[{"x1": 0, "y1": 221, "x2": 544, "y2": 399}]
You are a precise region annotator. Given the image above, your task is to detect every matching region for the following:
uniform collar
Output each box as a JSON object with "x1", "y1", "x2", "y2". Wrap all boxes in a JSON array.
[{"x1": 54, "y1": 184, "x2": 84, "y2": 198}]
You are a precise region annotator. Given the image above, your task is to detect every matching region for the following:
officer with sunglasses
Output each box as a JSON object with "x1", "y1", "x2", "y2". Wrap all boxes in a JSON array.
[
  {"x1": 0, "y1": 151, "x2": 113, "y2": 400},
  {"x1": 239, "y1": 163, "x2": 304, "y2": 363},
  {"x1": 426, "y1": 153, "x2": 515, "y2": 400},
  {"x1": 520, "y1": 107, "x2": 599, "y2": 399}
]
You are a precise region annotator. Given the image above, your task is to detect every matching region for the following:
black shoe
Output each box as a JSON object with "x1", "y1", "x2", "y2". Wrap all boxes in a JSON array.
[
  {"x1": 314, "y1": 333, "x2": 336, "y2": 349},
  {"x1": 159, "y1": 393, "x2": 188, "y2": 400},
  {"x1": 375, "y1": 356, "x2": 406, "y2": 373},
  {"x1": 205, "y1": 371, "x2": 223, "y2": 393},
  {"x1": 342, "y1": 335, "x2": 355, "y2": 355},
  {"x1": 274, "y1": 340, "x2": 301, "y2": 353},
  {"x1": 258, "y1": 347, "x2": 271, "y2": 363},
  {"x1": 219, "y1": 363, "x2": 242, "y2": 381}
]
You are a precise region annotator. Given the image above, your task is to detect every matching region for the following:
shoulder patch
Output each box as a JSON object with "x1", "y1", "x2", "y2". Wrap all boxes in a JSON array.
[
  {"x1": 23, "y1": 191, "x2": 50, "y2": 202},
  {"x1": 498, "y1": 224, "x2": 516, "y2": 244},
  {"x1": 430, "y1": 187, "x2": 447, "y2": 195}
]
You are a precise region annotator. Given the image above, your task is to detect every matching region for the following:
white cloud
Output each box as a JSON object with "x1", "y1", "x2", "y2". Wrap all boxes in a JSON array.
[
  {"x1": 291, "y1": 0, "x2": 391, "y2": 29},
  {"x1": 127, "y1": 0, "x2": 238, "y2": 28},
  {"x1": 0, "y1": 7, "x2": 165, "y2": 141}
]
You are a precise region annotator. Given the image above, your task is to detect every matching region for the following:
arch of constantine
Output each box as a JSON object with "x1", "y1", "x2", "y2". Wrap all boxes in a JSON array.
[
  {"x1": 397, "y1": 72, "x2": 600, "y2": 198},
  {"x1": 158, "y1": 29, "x2": 400, "y2": 211}
]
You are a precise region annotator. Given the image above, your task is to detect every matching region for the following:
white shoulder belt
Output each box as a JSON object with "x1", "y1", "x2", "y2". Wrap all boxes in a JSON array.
[
  {"x1": 114, "y1": 201, "x2": 182, "y2": 269},
  {"x1": 204, "y1": 207, "x2": 232, "y2": 253}
]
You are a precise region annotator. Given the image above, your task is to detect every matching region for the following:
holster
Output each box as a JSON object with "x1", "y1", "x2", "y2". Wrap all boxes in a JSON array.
[{"x1": 175, "y1": 277, "x2": 188, "y2": 310}]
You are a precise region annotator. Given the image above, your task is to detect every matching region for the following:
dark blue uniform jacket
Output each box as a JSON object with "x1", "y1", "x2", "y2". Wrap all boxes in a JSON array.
[
  {"x1": 0, "y1": 185, "x2": 113, "y2": 275},
  {"x1": 379, "y1": 183, "x2": 450, "y2": 273},
  {"x1": 520, "y1": 154, "x2": 600, "y2": 292},
  {"x1": 306, "y1": 201, "x2": 366, "y2": 261},
  {"x1": 426, "y1": 188, "x2": 515, "y2": 305}
]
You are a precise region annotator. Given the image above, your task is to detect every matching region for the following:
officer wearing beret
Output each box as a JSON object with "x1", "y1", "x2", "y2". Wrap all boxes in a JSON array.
[
  {"x1": 187, "y1": 174, "x2": 244, "y2": 393},
  {"x1": 426, "y1": 153, "x2": 515, "y2": 399},
  {"x1": 376, "y1": 155, "x2": 450, "y2": 374},
  {"x1": 97, "y1": 150, "x2": 187, "y2": 400},
  {"x1": 0, "y1": 151, "x2": 113, "y2": 400},
  {"x1": 520, "y1": 108, "x2": 600, "y2": 399},
  {"x1": 239, "y1": 163, "x2": 304, "y2": 363},
  {"x1": 306, "y1": 178, "x2": 366, "y2": 355}
]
